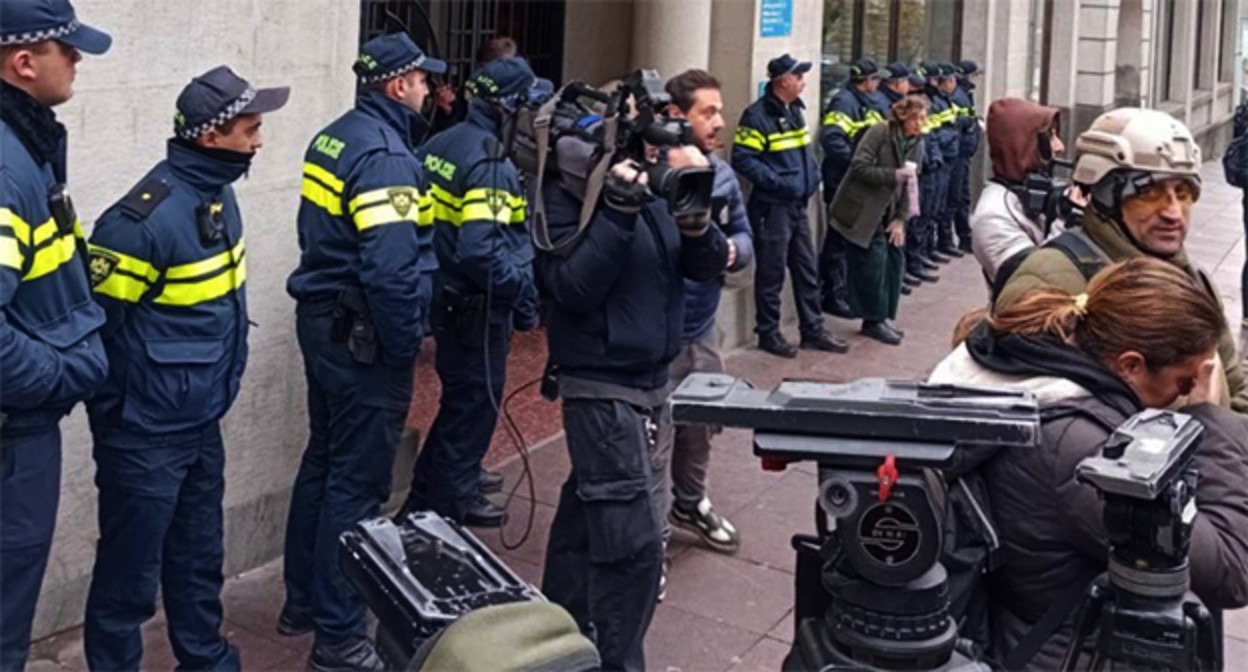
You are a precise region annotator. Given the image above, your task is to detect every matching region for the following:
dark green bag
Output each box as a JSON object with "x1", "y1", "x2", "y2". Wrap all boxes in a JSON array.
[{"x1": 407, "y1": 601, "x2": 600, "y2": 672}]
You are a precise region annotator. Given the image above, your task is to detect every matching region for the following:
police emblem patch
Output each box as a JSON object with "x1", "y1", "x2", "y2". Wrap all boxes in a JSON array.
[
  {"x1": 486, "y1": 190, "x2": 508, "y2": 215},
  {"x1": 388, "y1": 188, "x2": 415, "y2": 217},
  {"x1": 89, "y1": 250, "x2": 119, "y2": 287}
]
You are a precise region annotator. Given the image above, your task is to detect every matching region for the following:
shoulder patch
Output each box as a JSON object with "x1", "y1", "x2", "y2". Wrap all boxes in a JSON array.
[{"x1": 118, "y1": 178, "x2": 172, "y2": 220}]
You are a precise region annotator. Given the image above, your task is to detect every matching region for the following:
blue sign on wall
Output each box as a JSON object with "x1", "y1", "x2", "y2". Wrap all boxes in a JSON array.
[{"x1": 760, "y1": 0, "x2": 793, "y2": 38}]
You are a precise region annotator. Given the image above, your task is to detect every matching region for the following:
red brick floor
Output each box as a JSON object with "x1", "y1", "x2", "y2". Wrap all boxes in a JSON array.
[{"x1": 29, "y1": 160, "x2": 1248, "y2": 669}]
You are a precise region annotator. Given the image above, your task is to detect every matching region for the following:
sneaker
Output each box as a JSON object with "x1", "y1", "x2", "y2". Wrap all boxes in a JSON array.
[
  {"x1": 480, "y1": 468, "x2": 504, "y2": 495},
  {"x1": 669, "y1": 497, "x2": 741, "y2": 554},
  {"x1": 307, "y1": 639, "x2": 384, "y2": 672}
]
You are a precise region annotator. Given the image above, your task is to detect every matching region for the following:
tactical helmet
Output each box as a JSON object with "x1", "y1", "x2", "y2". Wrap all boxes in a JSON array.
[{"x1": 1073, "y1": 108, "x2": 1202, "y2": 215}]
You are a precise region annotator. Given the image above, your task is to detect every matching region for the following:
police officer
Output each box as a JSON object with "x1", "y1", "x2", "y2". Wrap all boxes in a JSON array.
[
  {"x1": 879, "y1": 62, "x2": 913, "y2": 105},
  {"x1": 733, "y1": 53, "x2": 847, "y2": 358},
  {"x1": 83, "y1": 66, "x2": 288, "y2": 672},
  {"x1": 926, "y1": 62, "x2": 965, "y2": 261},
  {"x1": 283, "y1": 33, "x2": 443, "y2": 671},
  {"x1": 538, "y1": 126, "x2": 729, "y2": 671},
  {"x1": 818, "y1": 58, "x2": 889, "y2": 318},
  {"x1": 398, "y1": 57, "x2": 539, "y2": 528},
  {"x1": 902, "y1": 62, "x2": 953, "y2": 290},
  {"x1": 946, "y1": 60, "x2": 982, "y2": 254},
  {"x1": 0, "y1": 2, "x2": 110, "y2": 668}
]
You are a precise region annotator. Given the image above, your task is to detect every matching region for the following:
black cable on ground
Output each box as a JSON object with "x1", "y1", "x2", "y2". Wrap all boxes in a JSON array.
[{"x1": 498, "y1": 376, "x2": 544, "y2": 551}]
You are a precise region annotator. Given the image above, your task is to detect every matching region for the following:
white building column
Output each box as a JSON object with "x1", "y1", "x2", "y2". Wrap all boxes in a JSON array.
[{"x1": 631, "y1": 0, "x2": 713, "y2": 74}]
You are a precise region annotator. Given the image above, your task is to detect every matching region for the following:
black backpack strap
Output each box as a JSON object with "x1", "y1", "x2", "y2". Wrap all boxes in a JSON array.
[
  {"x1": 1002, "y1": 576, "x2": 1093, "y2": 670},
  {"x1": 1043, "y1": 229, "x2": 1106, "y2": 282}
]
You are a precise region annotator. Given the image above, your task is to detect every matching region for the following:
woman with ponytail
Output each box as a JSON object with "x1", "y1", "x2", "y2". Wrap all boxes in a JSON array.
[{"x1": 929, "y1": 258, "x2": 1248, "y2": 668}]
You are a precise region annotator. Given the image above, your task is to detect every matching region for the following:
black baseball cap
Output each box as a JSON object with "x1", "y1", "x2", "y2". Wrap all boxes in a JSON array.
[
  {"x1": 174, "y1": 66, "x2": 289, "y2": 140},
  {"x1": 883, "y1": 62, "x2": 912, "y2": 81},
  {"x1": 849, "y1": 58, "x2": 881, "y2": 82},
  {"x1": 767, "y1": 53, "x2": 812, "y2": 80},
  {"x1": 958, "y1": 60, "x2": 981, "y2": 76},
  {"x1": 0, "y1": 0, "x2": 110, "y2": 55}
]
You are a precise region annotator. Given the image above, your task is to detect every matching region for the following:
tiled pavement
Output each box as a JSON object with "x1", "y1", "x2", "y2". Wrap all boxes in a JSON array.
[{"x1": 30, "y1": 160, "x2": 1248, "y2": 670}]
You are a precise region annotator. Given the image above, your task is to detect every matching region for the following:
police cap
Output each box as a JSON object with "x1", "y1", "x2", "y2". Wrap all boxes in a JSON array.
[
  {"x1": 0, "y1": 0, "x2": 110, "y2": 55},
  {"x1": 849, "y1": 58, "x2": 881, "y2": 82},
  {"x1": 174, "y1": 65, "x2": 290, "y2": 140},
  {"x1": 958, "y1": 60, "x2": 981, "y2": 77},
  {"x1": 883, "y1": 62, "x2": 912, "y2": 81},
  {"x1": 355, "y1": 33, "x2": 448, "y2": 85},
  {"x1": 767, "y1": 53, "x2": 812, "y2": 80},
  {"x1": 467, "y1": 57, "x2": 536, "y2": 101}
]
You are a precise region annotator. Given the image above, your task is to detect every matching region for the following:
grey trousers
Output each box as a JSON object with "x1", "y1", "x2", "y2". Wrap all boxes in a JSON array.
[{"x1": 650, "y1": 327, "x2": 726, "y2": 541}]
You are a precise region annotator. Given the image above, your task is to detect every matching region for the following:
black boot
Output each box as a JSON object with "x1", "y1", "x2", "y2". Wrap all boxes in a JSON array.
[
  {"x1": 920, "y1": 257, "x2": 940, "y2": 271},
  {"x1": 936, "y1": 245, "x2": 965, "y2": 258},
  {"x1": 759, "y1": 332, "x2": 798, "y2": 358},
  {"x1": 884, "y1": 320, "x2": 906, "y2": 337},
  {"x1": 900, "y1": 284, "x2": 913, "y2": 296},
  {"x1": 821, "y1": 295, "x2": 855, "y2": 319},
  {"x1": 903, "y1": 272, "x2": 922, "y2": 288},
  {"x1": 801, "y1": 330, "x2": 850, "y2": 353},
  {"x1": 276, "y1": 604, "x2": 313, "y2": 637},
  {"x1": 912, "y1": 268, "x2": 940, "y2": 283},
  {"x1": 861, "y1": 320, "x2": 903, "y2": 346},
  {"x1": 929, "y1": 250, "x2": 953, "y2": 264}
]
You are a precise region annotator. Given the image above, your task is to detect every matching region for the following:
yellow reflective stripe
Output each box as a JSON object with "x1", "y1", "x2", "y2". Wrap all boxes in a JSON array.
[
  {"x1": 768, "y1": 130, "x2": 811, "y2": 152},
  {"x1": 0, "y1": 208, "x2": 32, "y2": 245},
  {"x1": 154, "y1": 261, "x2": 246, "y2": 306},
  {"x1": 0, "y1": 235, "x2": 22, "y2": 271},
  {"x1": 350, "y1": 187, "x2": 426, "y2": 231},
  {"x1": 303, "y1": 162, "x2": 344, "y2": 193},
  {"x1": 31, "y1": 218, "x2": 58, "y2": 248},
  {"x1": 88, "y1": 243, "x2": 160, "y2": 283},
  {"x1": 302, "y1": 178, "x2": 343, "y2": 216},
  {"x1": 23, "y1": 233, "x2": 76, "y2": 281},
  {"x1": 733, "y1": 126, "x2": 766, "y2": 151},
  {"x1": 462, "y1": 202, "x2": 512, "y2": 224},
  {"x1": 165, "y1": 240, "x2": 245, "y2": 280},
  {"x1": 94, "y1": 271, "x2": 149, "y2": 303},
  {"x1": 429, "y1": 183, "x2": 463, "y2": 207},
  {"x1": 823, "y1": 111, "x2": 860, "y2": 137},
  {"x1": 418, "y1": 192, "x2": 435, "y2": 227}
]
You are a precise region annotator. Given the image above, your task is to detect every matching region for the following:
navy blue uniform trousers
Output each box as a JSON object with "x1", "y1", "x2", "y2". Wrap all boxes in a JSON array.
[
  {"x1": 0, "y1": 426, "x2": 60, "y2": 672},
  {"x1": 749, "y1": 198, "x2": 825, "y2": 338},
  {"x1": 405, "y1": 305, "x2": 511, "y2": 522},
  {"x1": 283, "y1": 312, "x2": 412, "y2": 649},
  {"x1": 542, "y1": 398, "x2": 662, "y2": 672},
  {"x1": 948, "y1": 156, "x2": 973, "y2": 249},
  {"x1": 84, "y1": 424, "x2": 238, "y2": 672}
]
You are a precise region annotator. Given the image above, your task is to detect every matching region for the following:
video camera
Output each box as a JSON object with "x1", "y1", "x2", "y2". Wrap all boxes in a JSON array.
[
  {"x1": 1014, "y1": 157, "x2": 1076, "y2": 228},
  {"x1": 1063, "y1": 409, "x2": 1221, "y2": 671},
  {"x1": 671, "y1": 374, "x2": 1039, "y2": 671},
  {"x1": 507, "y1": 69, "x2": 715, "y2": 255}
]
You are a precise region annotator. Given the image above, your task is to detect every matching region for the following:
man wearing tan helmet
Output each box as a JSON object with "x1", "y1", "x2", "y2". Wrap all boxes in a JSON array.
[{"x1": 995, "y1": 108, "x2": 1248, "y2": 413}]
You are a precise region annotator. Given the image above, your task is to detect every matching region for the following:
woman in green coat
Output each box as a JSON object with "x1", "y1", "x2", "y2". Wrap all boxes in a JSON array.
[{"x1": 827, "y1": 96, "x2": 928, "y2": 344}]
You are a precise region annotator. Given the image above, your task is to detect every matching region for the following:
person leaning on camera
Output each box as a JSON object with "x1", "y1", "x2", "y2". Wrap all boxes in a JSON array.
[
  {"x1": 929, "y1": 258, "x2": 1248, "y2": 669},
  {"x1": 537, "y1": 141, "x2": 729, "y2": 671}
]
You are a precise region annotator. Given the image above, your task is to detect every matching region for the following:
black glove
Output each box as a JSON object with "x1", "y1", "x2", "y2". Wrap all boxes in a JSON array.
[{"x1": 602, "y1": 161, "x2": 651, "y2": 214}]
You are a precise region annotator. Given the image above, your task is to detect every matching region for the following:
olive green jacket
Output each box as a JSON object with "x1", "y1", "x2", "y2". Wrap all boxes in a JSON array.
[
  {"x1": 995, "y1": 210, "x2": 1248, "y2": 414},
  {"x1": 828, "y1": 122, "x2": 925, "y2": 249}
]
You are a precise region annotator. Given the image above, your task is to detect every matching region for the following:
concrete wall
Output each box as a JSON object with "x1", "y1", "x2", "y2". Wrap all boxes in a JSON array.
[{"x1": 33, "y1": 0, "x2": 359, "y2": 639}]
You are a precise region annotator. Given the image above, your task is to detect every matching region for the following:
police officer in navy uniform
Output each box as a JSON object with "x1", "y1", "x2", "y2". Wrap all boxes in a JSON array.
[
  {"x1": 283, "y1": 33, "x2": 443, "y2": 671},
  {"x1": 398, "y1": 57, "x2": 538, "y2": 528},
  {"x1": 0, "y1": 2, "x2": 110, "y2": 668},
  {"x1": 902, "y1": 63, "x2": 952, "y2": 290},
  {"x1": 83, "y1": 66, "x2": 288, "y2": 672},
  {"x1": 818, "y1": 58, "x2": 889, "y2": 318},
  {"x1": 923, "y1": 62, "x2": 965, "y2": 263},
  {"x1": 947, "y1": 60, "x2": 982, "y2": 254},
  {"x1": 732, "y1": 53, "x2": 847, "y2": 358}
]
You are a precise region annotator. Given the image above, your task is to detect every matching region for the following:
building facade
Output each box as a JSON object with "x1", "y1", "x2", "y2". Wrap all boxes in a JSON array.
[{"x1": 27, "y1": 0, "x2": 1241, "y2": 641}]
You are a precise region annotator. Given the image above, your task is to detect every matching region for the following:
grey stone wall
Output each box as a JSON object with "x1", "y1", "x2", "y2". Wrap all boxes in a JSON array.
[{"x1": 32, "y1": 0, "x2": 360, "y2": 639}]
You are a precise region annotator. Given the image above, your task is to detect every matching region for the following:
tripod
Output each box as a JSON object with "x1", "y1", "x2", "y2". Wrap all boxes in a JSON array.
[{"x1": 1061, "y1": 557, "x2": 1221, "y2": 671}]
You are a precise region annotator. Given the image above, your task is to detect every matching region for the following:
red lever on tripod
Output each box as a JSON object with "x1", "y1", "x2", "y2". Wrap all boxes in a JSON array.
[{"x1": 877, "y1": 454, "x2": 898, "y2": 502}]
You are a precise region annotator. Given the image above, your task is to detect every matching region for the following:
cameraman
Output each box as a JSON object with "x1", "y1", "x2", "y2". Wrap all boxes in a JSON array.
[
  {"x1": 969, "y1": 98, "x2": 1066, "y2": 287},
  {"x1": 537, "y1": 128, "x2": 729, "y2": 668},
  {"x1": 930, "y1": 258, "x2": 1248, "y2": 668}
]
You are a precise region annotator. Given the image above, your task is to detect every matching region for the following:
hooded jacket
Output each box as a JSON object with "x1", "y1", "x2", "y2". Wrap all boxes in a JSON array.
[
  {"x1": 972, "y1": 100, "x2": 1066, "y2": 285},
  {"x1": 995, "y1": 208, "x2": 1248, "y2": 414},
  {"x1": 930, "y1": 328, "x2": 1248, "y2": 669}
]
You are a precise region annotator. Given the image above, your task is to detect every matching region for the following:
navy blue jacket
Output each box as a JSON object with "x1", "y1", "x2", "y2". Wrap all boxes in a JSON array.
[
  {"x1": 287, "y1": 91, "x2": 437, "y2": 365},
  {"x1": 0, "y1": 86, "x2": 107, "y2": 432},
  {"x1": 682, "y1": 154, "x2": 753, "y2": 343},
  {"x1": 951, "y1": 83, "x2": 981, "y2": 159},
  {"x1": 820, "y1": 85, "x2": 889, "y2": 198},
  {"x1": 87, "y1": 140, "x2": 250, "y2": 439},
  {"x1": 731, "y1": 90, "x2": 820, "y2": 203},
  {"x1": 416, "y1": 100, "x2": 536, "y2": 321},
  {"x1": 537, "y1": 183, "x2": 729, "y2": 391},
  {"x1": 925, "y1": 86, "x2": 961, "y2": 165}
]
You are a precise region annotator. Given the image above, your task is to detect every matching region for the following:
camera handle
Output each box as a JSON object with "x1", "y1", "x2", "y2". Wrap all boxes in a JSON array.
[{"x1": 528, "y1": 95, "x2": 621, "y2": 257}]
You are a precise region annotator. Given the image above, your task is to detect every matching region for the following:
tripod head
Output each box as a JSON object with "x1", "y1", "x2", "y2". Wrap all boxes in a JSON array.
[{"x1": 671, "y1": 375, "x2": 1039, "y2": 670}]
